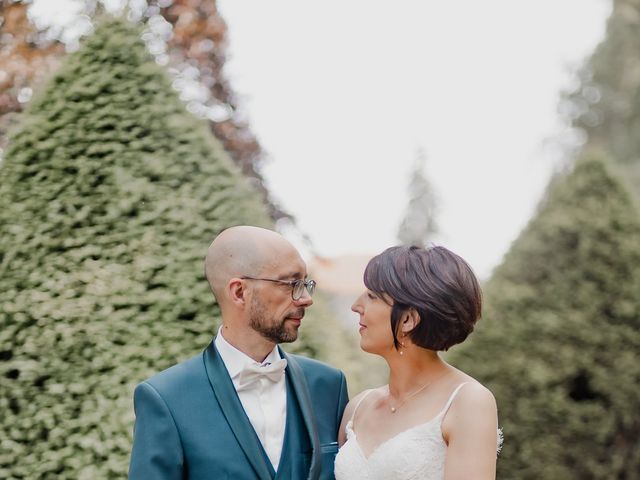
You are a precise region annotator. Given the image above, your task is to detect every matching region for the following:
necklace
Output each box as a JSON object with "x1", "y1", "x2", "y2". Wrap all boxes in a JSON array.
[{"x1": 387, "y1": 380, "x2": 432, "y2": 413}]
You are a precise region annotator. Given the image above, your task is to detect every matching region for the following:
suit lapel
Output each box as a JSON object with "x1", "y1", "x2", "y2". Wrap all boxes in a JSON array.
[
  {"x1": 202, "y1": 342, "x2": 274, "y2": 480},
  {"x1": 279, "y1": 348, "x2": 321, "y2": 480}
]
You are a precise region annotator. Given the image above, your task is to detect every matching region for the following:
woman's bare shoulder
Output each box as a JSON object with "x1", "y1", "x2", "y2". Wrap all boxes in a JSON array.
[
  {"x1": 343, "y1": 385, "x2": 386, "y2": 420},
  {"x1": 446, "y1": 369, "x2": 496, "y2": 407},
  {"x1": 339, "y1": 385, "x2": 387, "y2": 445},
  {"x1": 446, "y1": 368, "x2": 496, "y2": 407},
  {"x1": 458, "y1": 381, "x2": 496, "y2": 409},
  {"x1": 442, "y1": 377, "x2": 498, "y2": 437}
]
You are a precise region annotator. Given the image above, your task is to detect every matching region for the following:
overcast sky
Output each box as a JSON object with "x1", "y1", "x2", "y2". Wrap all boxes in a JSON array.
[
  {"x1": 216, "y1": 0, "x2": 609, "y2": 278},
  {"x1": 30, "y1": 0, "x2": 610, "y2": 279}
]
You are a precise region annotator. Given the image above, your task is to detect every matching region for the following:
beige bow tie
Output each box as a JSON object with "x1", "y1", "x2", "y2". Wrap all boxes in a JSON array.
[{"x1": 237, "y1": 358, "x2": 287, "y2": 390}]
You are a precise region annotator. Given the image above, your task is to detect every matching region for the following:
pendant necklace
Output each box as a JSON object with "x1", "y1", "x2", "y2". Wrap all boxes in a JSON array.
[{"x1": 388, "y1": 380, "x2": 432, "y2": 413}]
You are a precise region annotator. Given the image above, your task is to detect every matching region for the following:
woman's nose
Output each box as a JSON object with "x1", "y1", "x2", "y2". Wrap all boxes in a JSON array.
[{"x1": 351, "y1": 299, "x2": 362, "y2": 313}]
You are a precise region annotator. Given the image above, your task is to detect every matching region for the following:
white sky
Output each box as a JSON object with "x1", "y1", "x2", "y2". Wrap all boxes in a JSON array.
[
  {"x1": 217, "y1": 0, "x2": 610, "y2": 279},
  {"x1": 29, "y1": 0, "x2": 610, "y2": 279}
]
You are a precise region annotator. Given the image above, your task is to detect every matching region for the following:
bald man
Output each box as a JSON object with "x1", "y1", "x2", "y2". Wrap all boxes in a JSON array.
[{"x1": 129, "y1": 226, "x2": 349, "y2": 480}]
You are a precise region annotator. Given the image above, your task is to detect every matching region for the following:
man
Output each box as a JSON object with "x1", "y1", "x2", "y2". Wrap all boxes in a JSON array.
[{"x1": 129, "y1": 226, "x2": 349, "y2": 480}]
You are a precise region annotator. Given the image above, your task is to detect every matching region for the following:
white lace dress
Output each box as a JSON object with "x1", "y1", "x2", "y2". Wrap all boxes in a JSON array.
[{"x1": 334, "y1": 383, "x2": 502, "y2": 480}]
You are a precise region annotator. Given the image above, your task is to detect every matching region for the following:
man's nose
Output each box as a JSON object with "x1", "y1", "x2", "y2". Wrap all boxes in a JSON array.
[{"x1": 294, "y1": 288, "x2": 313, "y2": 306}]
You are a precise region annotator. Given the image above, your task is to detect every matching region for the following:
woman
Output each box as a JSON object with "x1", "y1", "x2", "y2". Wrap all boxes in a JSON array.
[{"x1": 335, "y1": 245, "x2": 501, "y2": 480}]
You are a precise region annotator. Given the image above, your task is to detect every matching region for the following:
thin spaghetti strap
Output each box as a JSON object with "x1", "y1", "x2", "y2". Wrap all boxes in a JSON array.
[
  {"x1": 350, "y1": 388, "x2": 375, "y2": 423},
  {"x1": 440, "y1": 382, "x2": 469, "y2": 418}
]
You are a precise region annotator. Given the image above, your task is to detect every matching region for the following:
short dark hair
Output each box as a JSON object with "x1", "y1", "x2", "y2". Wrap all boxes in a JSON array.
[{"x1": 363, "y1": 245, "x2": 482, "y2": 351}]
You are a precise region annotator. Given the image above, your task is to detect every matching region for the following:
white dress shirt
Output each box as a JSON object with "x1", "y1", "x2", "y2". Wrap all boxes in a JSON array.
[{"x1": 215, "y1": 329, "x2": 287, "y2": 471}]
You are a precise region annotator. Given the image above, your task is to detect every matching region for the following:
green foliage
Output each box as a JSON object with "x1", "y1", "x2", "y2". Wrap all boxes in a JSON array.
[
  {"x1": 562, "y1": 0, "x2": 640, "y2": 205},
  {"x1": 0, "y1": 17, "x2": 274, "y2": 479},
  {"x1": 449, "y1": 157, "x2": 640, "y2": 479}
]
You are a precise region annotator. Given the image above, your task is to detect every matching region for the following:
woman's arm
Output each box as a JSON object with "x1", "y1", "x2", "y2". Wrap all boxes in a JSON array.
[{"x1": 441, "y1": 382, "x2": 499, "y2": 480}]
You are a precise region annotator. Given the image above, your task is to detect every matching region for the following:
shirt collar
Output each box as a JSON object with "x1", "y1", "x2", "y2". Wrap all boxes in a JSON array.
[{"x1": 214, "y1": 326, "x2": 282, "y2": 380}]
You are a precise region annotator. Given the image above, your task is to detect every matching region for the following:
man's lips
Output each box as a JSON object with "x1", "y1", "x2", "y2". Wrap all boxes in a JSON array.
[{"x1": 286, "y1": 311, "x2": 305, "y2": 322}]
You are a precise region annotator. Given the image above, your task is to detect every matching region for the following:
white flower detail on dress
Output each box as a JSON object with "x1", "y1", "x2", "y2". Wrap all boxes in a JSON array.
[{"x1": 336, "y1": 384, "x2": 504, "y2": 480}]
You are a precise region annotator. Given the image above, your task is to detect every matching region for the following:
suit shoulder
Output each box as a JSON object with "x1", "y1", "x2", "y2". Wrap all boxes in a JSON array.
[
  {"x1": 289, "y1": 354, "x2": 343, "y2": 379},
  {"x1": 139, "y1": 352, "x2": 204, "y2": 395}
]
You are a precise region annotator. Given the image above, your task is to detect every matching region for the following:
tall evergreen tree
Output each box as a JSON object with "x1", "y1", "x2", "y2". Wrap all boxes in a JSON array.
[
  {"x1": 562, "y1": 0, "x2": 640, "y2": 205},
  {"x1": 0, "y1": 17, "x2": 270, "y2": 479},
  {"x1": 0, "y1": 1, "x2": 64, "y2": 155},
  {"x1": 448, "y1": 157, "x2": 640, "y2": 479},
  {"x1": 0, "y1": 0, "x2": 286, "y2": 219},
  {"x1": 397, "y1": 148, "x2": 438, "y2": 246}
]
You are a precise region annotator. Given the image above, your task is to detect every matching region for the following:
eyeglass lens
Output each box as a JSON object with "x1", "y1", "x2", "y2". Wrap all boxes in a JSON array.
[{"x1": 293, "y1": 280, "x2": 315, "y2": 300}]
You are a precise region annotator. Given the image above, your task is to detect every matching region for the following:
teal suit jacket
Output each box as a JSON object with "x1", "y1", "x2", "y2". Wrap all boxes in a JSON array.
[{"x1": 129, "y1": 342, "x2": 349, "y2": 479}]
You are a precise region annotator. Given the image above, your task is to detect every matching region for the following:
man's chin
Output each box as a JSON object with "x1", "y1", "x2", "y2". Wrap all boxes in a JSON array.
[
  {"x1": 255, "y1": 322, "x2": 299, "y2": 344},
  {"x1": 279, "y1": 324, "x2": 300, "y2": 343}
]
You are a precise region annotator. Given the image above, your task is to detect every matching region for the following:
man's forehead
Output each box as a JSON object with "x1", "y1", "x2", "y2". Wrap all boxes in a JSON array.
[
  {"x1": 280, "y1": 268, "x2": 307, "y2": 280},
  {"x1": 263, "y1": 252, "x2": 307, "y2": 279}
]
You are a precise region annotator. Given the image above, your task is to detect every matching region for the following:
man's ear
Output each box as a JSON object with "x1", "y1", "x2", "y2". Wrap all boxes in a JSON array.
[
  {"x1": 400, "y1": 308, "x2": 420, "y2": 334},
  {"x1": 228, "y1": 278, "x2": 246, "y2": 307}
]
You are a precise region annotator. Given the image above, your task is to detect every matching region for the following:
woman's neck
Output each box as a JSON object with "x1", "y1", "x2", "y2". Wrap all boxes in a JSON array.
[{"x1": 385, "y1": 348, "x2": 451, "y2": 397}]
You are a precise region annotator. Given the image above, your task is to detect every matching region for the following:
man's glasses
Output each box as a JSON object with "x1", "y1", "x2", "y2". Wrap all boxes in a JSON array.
[{"x1": 241, "y1": 276, "x2": 316, "y2": 301}]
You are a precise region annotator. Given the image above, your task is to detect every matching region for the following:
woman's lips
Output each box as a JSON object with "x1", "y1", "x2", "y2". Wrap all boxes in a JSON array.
[{"x1": 358, "y1": 323, "x2": 366, "y2": 333}]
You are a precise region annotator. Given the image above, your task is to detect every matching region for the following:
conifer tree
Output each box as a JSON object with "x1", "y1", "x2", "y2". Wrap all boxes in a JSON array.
[
  {"x1": 0, "y1": 0, "x2": 284, "y2": 218},
  {"x1": 448, "y1": 157, "x2": 640, "y2": 479},
  {"x1": 0, "y1": 17, "x2": 272, "y2": 478},
  {"x1": 397, "y1": 149, "x2": 438, "y2": 246},
  {"x1": 562, "y1": 0, "x2": 640, "y2": 204}
]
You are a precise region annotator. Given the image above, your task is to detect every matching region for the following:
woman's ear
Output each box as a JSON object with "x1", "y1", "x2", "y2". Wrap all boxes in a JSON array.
[{"x1": 400, "y1": 308, "x2": 420, "y2": 334}]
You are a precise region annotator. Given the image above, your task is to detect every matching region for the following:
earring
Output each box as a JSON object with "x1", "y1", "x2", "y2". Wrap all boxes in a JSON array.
[{"x1": 399, "y1": 332, "x2": 408, "y2": 355}]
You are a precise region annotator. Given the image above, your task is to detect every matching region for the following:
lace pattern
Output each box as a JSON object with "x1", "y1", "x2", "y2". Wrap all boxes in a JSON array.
[{"x1": 334, "y1": 383, "x2": 503, "y2": 480}]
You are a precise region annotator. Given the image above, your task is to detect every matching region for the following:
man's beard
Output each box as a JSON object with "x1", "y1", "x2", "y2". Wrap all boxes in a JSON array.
[{"x1": 249, "y1": 296, "x2": 303, "y2": 344}]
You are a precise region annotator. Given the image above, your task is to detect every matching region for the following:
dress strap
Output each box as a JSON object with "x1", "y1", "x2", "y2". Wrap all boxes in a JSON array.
[
  {"x1": 350, "y1": 388, "x2": 375, "y2": 424},
  {"x1": 440, "y1": 382, "x2": 469, "y2": 419}
]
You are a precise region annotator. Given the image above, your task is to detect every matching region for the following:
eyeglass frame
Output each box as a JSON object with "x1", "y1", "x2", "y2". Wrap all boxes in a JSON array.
[{"x1": 240, "y1": 276, "x2": 316, "y2": 301}]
